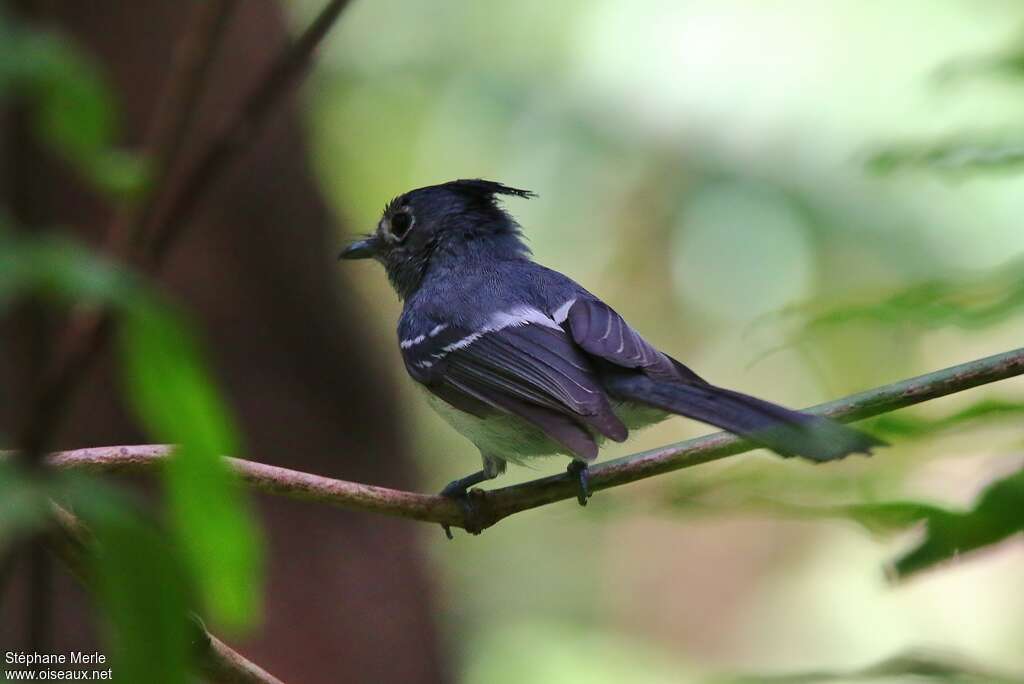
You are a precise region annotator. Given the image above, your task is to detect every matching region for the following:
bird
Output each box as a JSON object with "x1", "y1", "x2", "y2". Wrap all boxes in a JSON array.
[{"x1": 339, "y1": 179, "x2": 884, "y2": 537}]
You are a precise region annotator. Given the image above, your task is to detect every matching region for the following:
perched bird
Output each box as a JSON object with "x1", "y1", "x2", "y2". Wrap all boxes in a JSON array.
[{"x1": 340, "y1": 179, "x2": 883, "y2": 536}]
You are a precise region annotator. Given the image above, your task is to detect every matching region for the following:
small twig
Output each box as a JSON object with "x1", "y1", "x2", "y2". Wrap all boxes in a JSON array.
[
  {"x1": 199, "y1": 634, "x2": 287, "y2": 684},
  {"x1": 146, "y1": 0, "x2": 353, "y2": 264},
  {"x1": 40, "y1": 347, "x2": 1024, "y2": 532},
  {"x1": 107, "y1": 0, "x2": 238, "y2": 257},
  {"x1": 47, "y1": 506, "x2": 285, "y2": 684}
]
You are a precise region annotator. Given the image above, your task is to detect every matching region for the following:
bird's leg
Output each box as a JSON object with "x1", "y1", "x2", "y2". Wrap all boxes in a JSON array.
[
  {"x1": 439, "y1": 470, "x2": 492, "y2": 539},
  {"x1": 566, "y1": 460, "x2": 590, "y2": 506}
]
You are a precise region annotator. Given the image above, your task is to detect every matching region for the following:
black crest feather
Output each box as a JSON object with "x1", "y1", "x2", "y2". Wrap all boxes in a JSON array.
[{"x1": 445, "y1": 179, "x2": 537, "y2": 201}]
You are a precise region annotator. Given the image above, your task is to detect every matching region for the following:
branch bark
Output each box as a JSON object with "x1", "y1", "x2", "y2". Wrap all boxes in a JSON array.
[{"x1": 42, "y1": 346, "x2": 1024, "y2": 533}]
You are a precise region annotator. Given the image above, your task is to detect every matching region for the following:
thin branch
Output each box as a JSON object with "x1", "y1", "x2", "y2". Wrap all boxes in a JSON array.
[
  {"x1": 47, "y1": 445, "x2": 465, "y2": 528},
  {"x1": 107, "y1": 0, "x2": 238, "y2": 257},
  {"x1": 47, "y1": 506, "x2": 286, "y2": 684},
  {"x1": 146, "y1": 0, "x2": 353, "y2": 264},
  {"x1": 199, "y1": 634, "x2": 288, "y2": 684},
  {"x1": 42, "y1": 347, "x2": 1024, "y2": 533}
]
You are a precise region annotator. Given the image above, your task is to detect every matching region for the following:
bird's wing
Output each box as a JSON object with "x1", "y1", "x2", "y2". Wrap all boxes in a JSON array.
[
  {"x1": 400, "y1": 310, "x2": 627, "y2": 460},
  {"x1": 563, "y1": 298, "x2": 705, "y2": 382}
]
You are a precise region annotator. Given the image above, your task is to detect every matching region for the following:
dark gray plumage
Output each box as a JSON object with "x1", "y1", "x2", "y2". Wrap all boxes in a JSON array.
[{"x1": 340, "y1": 179, "x2": 884, "y2": 534}]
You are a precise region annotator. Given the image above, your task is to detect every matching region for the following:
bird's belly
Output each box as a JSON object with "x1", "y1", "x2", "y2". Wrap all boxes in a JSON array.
[
  {"x1": 422, "y1": 391, "x2": 561, "y2": 464},
  {"x1": 422, "y1": 389, "x2": 669, "y2": 464}
]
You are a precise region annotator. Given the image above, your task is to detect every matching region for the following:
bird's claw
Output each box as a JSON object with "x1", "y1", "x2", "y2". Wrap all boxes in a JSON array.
[
  {"x1": 567, "y1": 461, "x2": 590, "y2": 506},
  {"x1": 439, "y1": 481, "x2": 484, "y2": 538}
]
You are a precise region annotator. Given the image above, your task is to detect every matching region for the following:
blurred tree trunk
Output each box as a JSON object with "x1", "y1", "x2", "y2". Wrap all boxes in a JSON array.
[{"x1": 0, "y1": 2, "x2": 448, "y2": 682}]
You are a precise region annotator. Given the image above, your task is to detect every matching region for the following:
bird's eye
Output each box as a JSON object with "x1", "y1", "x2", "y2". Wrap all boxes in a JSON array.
[{"x1": 390, "y1": 212, "x2": 413, "y2": 240}]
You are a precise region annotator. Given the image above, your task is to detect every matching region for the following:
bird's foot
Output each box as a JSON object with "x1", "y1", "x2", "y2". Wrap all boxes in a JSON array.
[
  {"x1": 566, "y1": 461, "x2": 590, "y2": 507},
  {"x1": 439, "y1": 479, "x2": 486, "y2": 539}
]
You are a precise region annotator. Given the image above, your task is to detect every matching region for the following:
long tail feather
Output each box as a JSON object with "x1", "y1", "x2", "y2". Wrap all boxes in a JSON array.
[{"x1": 604, "y1": 374, "x2": 885, "y2": 462}]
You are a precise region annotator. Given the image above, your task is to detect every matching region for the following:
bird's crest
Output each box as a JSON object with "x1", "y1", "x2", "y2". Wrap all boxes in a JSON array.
[{"x1": 445, "y1": 179, "x2": 537, "y2": 202}]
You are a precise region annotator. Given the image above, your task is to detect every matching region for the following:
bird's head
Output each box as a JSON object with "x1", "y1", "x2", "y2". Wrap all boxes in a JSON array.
[{"x1": 338, "y1": 179, "x2": 535, "y2": 298}]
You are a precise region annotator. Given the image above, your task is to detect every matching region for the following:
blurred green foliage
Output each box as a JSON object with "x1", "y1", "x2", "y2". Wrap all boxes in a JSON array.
[
  {"x1": 761, "y1": 255, "x2": 1024, "y2": 348},
  {"x1": 0, "y1": 463, "x2": 197, "y2": 682},
  {"x1": 869, "y1": 138, "x2": 1024, "y2": 175},
  {"x1": 0, "y1": 462, "x2": 58, "y2": 550},
  {"x1": 719, "y1": 651, "x2": 1023, "y2": 683},
  {"x1": 0, "y1": 12, "x2": 146, "y2": 197},
  {"x1": 874, "y1": 37, "x2": 1024, "y2": 177},
  {"x1": 120, "y1": 302, "x2": 261, "y2": 630},
  {"x1": 865, "y1": 399, "x2": 1024, "y2": 441},
  {"x1": 667, "y1": 457, "x2": 1024, "y2": 579},
  {"x1": 739, "y1": 28, "x2": 1024, "y2": 583},
  {"x1": 880, "y1": 467, "x2": 1024, "y2": 577},
  {"x1": 78, "y1": 487, "x2": 194, "y2": 684},
  {"x1": 734, "y1": 28, "x2": 1024, "y2": 583}
]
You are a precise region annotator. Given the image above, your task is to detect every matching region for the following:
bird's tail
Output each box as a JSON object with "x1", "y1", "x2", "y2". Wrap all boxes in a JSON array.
[{"x1": 604, "y1": 374, "x2": 884, "y2": 462}]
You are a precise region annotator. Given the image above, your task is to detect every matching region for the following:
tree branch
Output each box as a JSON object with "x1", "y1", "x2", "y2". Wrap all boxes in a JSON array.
[
  {"x1": 107, "y1": 0, "x2": 238, "y2": 258},
  {"x1": 146, "y1": 0, "x2": 354, "y2": 264},
  {"x1": 42, "y1": 347, "x2": 1024, "y2": 533}
]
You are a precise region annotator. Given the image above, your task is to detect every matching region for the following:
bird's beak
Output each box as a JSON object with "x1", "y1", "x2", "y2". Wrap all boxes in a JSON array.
[{"x1": 338, "y1": 236, "x2": 379, "y2": 260}]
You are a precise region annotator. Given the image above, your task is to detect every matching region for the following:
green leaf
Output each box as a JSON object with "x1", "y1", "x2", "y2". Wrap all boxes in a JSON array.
[
  {"x1": 764, "y1": 256, "x2": 1024, "y2": 347},
  {"x1": 869, "y1": 138, "x2": 1024, "y2": 175},
  {"x1": 836, "y1": 500, "x2": 948, "y2": 537},
  {"x1": 120, "y1": 305, "x2": 262, "y2": 630},
  {"x1": 666, "y1": 463, "x2": 1024, "y2": 580},
  {"x1": 935, "y1": 43, "x2": 1024, "y2": 85},
  {"x1": 79, "y1": 494, "x2": 193, "y2": 684},
  {"x1": 0, "y1": 231, "x2": 139, "y2": 309},
  {"x1": 0, "y1": 462, "x2": 54, "y2": 552},
  {"x1": 863, "y1": 399, "x2": 1024, "y2": 441},
  {"x1": 0, "y1": 21, "x2": 147, "y2": 197},
  {"x1": 718, "y1": 650, "x2": 1023, "y2": 683},
  {"x1": 893, "y1": 466, "x2": 1024, "y2": 577}
]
